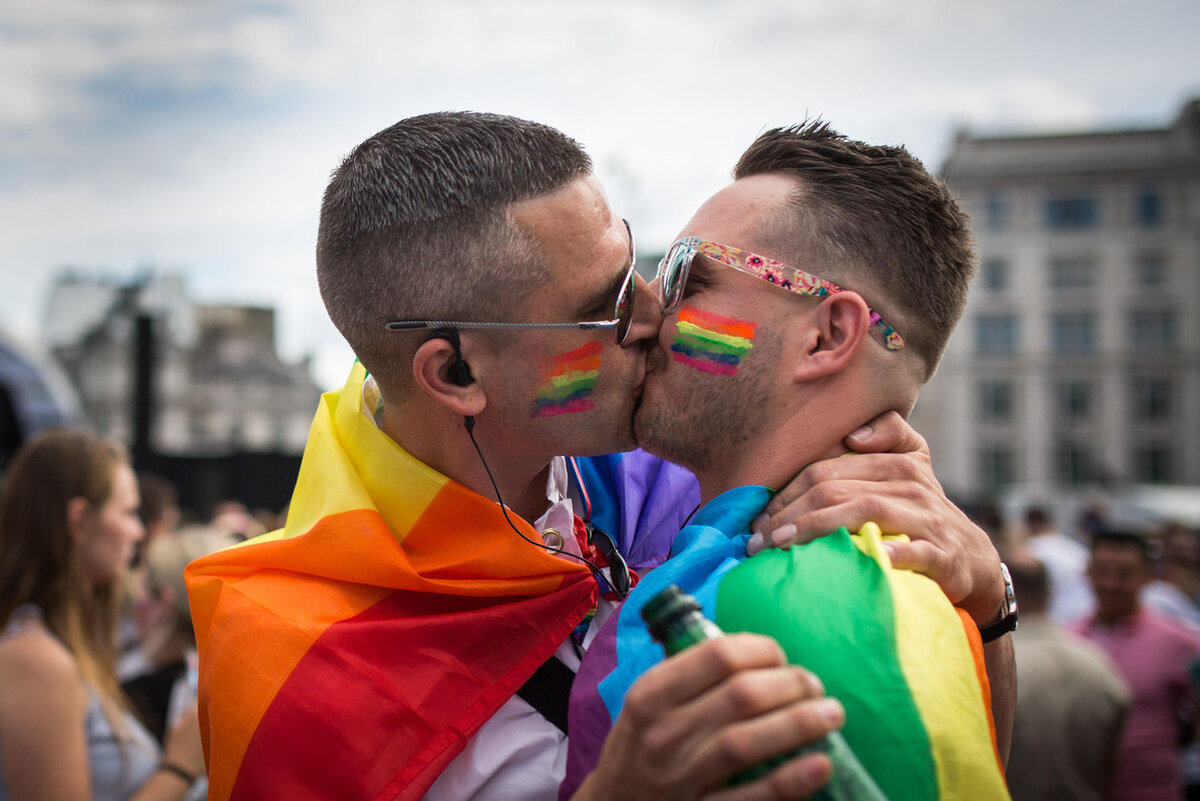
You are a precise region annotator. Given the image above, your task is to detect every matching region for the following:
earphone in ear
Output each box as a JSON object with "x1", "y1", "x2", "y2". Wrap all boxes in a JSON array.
[
  {"x1": 425, "y1": 328, "x2": 474, "y2": 386},
  {"x1": 448, "y1": 357, "x2": 474, "y2": 387},
  {"x1": 424, "y1": 328, "x2": 475, "y2": 431}
]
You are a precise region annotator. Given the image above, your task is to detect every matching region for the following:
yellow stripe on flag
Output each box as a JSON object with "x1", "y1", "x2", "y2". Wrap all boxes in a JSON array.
[{"x1": 853, "y1": 525, "x2": 1008, "y2": 800}]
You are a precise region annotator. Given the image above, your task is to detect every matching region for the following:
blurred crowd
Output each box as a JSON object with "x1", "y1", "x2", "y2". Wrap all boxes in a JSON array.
[
  {"x1": 1, "y1": 426, "x2": 1198, "y2": 799},
  {"x1": 0, "y1": 428, "x2": 285, "y2": 801},
  {"x1": 987, "y1": 505, "x2": 1200, "y2": 801}
]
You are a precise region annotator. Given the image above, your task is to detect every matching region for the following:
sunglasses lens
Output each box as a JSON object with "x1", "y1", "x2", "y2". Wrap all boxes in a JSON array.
[{"x1": 661, "y1": 243, "x2": 690, "y2": 313}]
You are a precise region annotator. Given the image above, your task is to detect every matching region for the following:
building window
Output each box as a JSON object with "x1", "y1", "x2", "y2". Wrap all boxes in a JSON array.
[
  {"x1": 1128, "y1": 310, "x2": 1177, "y2": 351},
  {"x1": 1132, "y1": 443, "x2": 1174, "y2": 483},
  {"x1": 1046, "y1": 194, "x2": 1098, "y2": 230},
  {"x1": 976, "y1": 314, "x2": 1018, "y2": 355},
  {"x1": 1055, "y1": 439, "x2": 1095, "y2": 485},
  {"x1": 1051, "y1": 313, "x2": 1096, "y2": 355},
  {"x1": 978, "y1": 444, "x2": 1016, "y2": 490},
  {"x1": 983, "y1": 192, "x2": 1009, "y2": 231},
  {"x1": 982, "y1": 258, "x2": 1009, "y2": 291},
  {"x1": 1132, "y1": 377, "x2": 1173, "y2": 421},
  {"x1": 1137, "y1": 190, "x2": 1162, "y2": 228},
  {"x1": 978, "y1": 380, "x2": 1015, "y2": 422},
  {"x1": 1135, "y1": 253, "x2": 1167, "y2": 285},
  {"x1": 1048, "y1": 256, "x2": 1096, "y2": 289},
  {"x1": 1056, "y1": 378, "x2": 1092, "y2": 421}
]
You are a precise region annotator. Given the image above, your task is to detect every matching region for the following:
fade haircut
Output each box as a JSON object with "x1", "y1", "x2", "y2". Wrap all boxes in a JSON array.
[
  {"x1": 734, "y1": 121, "x2": 975, "y2": 378},
  {"x1": 317, "y1": 112, "x2": 593, "y2": 392}
]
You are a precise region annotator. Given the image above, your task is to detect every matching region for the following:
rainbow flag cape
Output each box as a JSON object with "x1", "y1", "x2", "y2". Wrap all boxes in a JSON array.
[
  {"x1": 186, "y1": 363, "x2": 599, "y2": 801},
  {"x1": 563, "y1": 485, "x2": 1009, "y2": 801}
]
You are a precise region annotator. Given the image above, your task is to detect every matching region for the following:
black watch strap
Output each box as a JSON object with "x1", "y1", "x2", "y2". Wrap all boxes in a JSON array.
[{"x1": 978, "y1": 562, "x2": 1019, "y2": 644}]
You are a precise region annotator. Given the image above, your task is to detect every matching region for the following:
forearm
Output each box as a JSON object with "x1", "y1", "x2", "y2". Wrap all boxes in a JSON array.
[
  {"x1": 982, "y1": 634, "x2": 1015, "y2": 768},
  {"x1": 127, "y1": 767, "x2": 199, "y2": 801}
]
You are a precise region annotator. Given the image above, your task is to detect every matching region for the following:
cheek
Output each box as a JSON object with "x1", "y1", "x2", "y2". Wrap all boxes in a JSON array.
[
  {"x1": 669, "y1": 305, "x2": 758, "y2": 378},
  {"x1": 530, "y1": 341, "x2": 603, "y2": 418}
]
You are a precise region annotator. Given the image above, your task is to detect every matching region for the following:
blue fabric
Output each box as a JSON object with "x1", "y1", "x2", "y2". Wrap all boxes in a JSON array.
[{"x1": 597, "y1": 485, "x2": 768, "y2": 718}]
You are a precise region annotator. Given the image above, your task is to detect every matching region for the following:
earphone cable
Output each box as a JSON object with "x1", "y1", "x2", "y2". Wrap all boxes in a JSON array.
[{"x1": 464, "y1": 419, "x2": 627, "y2": 599}]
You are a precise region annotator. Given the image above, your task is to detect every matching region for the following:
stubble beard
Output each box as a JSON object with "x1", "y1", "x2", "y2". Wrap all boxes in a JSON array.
[{"x1": 634, "y1": 364, "x2": 768, "y2": 475}]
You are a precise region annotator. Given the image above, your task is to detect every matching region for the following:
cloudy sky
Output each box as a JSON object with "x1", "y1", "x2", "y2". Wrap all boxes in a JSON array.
[{"x1": 2, "y1": 0, "x2": 1197, "y2": 390}]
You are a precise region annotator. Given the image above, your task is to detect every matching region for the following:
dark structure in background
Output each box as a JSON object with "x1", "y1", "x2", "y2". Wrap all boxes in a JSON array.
[
  {"x1": 0, "y1": 328, "x2": 78, "y2": 471},
  {"x1": 39, "y1": 271, "x2": 322, "y2": 516}
]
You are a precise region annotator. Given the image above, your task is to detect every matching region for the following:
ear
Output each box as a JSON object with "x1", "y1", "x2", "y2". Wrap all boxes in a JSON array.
[
  {"x1": 412, "y1": 336, "x2": 488, "y2": 417},
  {"x1": 793, "y1": 292, "x2": 871, "y2": 382},
  {"x1": 67, "y1": 496, "x2": 92, "y2": 544}
]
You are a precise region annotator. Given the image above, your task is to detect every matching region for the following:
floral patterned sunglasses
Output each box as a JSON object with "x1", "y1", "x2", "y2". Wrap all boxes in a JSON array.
[{"x1": 655, "y1": 237, "x2": 904, "y2": 351}]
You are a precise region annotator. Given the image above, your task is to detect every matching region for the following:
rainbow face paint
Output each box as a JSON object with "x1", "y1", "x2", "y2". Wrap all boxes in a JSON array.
[
  {"x1": 670, "y1": 306, "x2": 757, "y2": 376},
  {"x1": 532, "y1": 340, "x2": 603, "y2": 417}
]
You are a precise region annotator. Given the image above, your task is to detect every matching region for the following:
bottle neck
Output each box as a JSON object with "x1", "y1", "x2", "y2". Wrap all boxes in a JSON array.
[{"x1": 658, "y1": 611, "x2": 725, "y2": 656}]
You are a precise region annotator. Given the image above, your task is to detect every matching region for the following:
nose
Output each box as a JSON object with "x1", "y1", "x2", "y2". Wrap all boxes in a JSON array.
[{"x1": 621, "y1": 272, "x2": 664, "y2": 347}]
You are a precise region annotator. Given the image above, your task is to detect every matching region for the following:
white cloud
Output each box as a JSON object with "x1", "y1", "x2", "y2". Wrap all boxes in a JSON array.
[{"x1": 1, "y1": 0, "x2": 1196, "y2": 389}]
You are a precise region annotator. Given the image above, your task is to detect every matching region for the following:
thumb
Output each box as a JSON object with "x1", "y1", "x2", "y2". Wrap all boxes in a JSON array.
[{"x1": 844, "y1": 410, "x2": 928, "y2": 455}]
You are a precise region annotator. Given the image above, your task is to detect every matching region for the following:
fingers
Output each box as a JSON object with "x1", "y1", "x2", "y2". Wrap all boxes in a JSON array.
[
  {"x1": 698, "y1": 694, "x2": 844, "y2": 776},
  {"x1": 624, "y1": 635, "x2": 789, "y2": 722},
  {"x1": 842, "y1": 411, "x2": 929, "y2": 456},
  {"x1": 706, "y1": 754, "x2": 833, "y2": 801},
  {"x1": 598, "y1": 635, "x2": 841, "y2": 800},
  {"x1": 760, "y1": 451, "x2": 936, "y2": 525},
  {"x1": 758, "y1": 477, "x2": 938, "y2": 547}
]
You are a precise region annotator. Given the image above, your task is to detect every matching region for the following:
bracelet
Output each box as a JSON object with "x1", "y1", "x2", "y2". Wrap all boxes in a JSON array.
[{"x1": 157, "y1": 761, "x2": 197, "y2": 785}]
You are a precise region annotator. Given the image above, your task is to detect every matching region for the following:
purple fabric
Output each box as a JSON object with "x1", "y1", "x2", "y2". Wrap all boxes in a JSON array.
[
  {"x1": 559, "y1": 450, "x2": 699, "y2": 799},
  {"x1": 576, "y1": 449, "x2": 700, "y2": 574}
]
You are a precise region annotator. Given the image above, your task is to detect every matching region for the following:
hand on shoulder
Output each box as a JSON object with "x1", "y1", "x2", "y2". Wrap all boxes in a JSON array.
[{"x1": 749, "y1": 410, "x2": 1005, "y2": 625}]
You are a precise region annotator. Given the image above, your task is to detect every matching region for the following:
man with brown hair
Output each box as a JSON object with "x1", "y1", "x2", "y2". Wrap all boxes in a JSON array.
[{"x1": 566, "y1": 121, "x2": 1016, "y2": 798}]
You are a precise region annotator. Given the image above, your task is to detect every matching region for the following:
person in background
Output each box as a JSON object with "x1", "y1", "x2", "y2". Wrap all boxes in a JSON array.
[
  {"x1": 119, "y1": 473, "x2": 183, "y2": 681},
  {"x1": 0, "y1": 428, "x2": 206, "y2": 801},
  {"x1": 1073, "y1": 530, "x2": 1200, "y2": 801},
  {"x1": 1143, "y1": 523, "x2": 1200, "y2": 633},
  {"x1": 123, "y1": 526, "x2": 238, "y2": 743},
  {"x1": 1025, "y1": 505, "x2": 1094, "y2": 625},
  {"x1": 1005, "y1": 554, "x2": 1130, "y2": 801},
  {"x1": 207, "y1": 500, "x2": 265, "y2": 542},
  {"x1": 135, "y1": 474, "x2": 181, "y2": 556}
]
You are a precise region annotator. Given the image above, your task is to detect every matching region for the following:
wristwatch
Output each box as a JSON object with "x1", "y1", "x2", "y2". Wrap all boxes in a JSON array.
[{"x1": 978, "y1": 562, "x2": 1018, "y2": 643}]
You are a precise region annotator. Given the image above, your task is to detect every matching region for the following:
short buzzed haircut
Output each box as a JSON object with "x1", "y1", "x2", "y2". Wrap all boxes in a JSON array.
[
  {"x1": 734, "y1": 122, "x2": 975, "y2": 377},
  {"x1": 317, "y1": 112, "x2": 593, "y2": 392}
]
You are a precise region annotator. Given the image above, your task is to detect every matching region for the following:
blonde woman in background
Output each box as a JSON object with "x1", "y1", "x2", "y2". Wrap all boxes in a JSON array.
[
  {"x1": 0, "y1": 429, "x2": 205, "y2": 801},
  {"x1": 124, "y1": 526, "x2": 237, "y2": 746}
]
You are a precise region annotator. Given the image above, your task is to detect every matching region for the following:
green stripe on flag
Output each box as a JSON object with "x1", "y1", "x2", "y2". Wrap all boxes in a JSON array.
[{"x1": 714, "y1": 530, "x2": 937, "y2": 801}]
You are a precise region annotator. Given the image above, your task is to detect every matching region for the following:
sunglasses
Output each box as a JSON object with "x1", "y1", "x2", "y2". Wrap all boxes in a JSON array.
[
  {"x1": 387, "y1": 219, "x2": 639, "y2": 346},
  {"x1": 656, "y1": 237, "x2": 904, "y2": 351}
]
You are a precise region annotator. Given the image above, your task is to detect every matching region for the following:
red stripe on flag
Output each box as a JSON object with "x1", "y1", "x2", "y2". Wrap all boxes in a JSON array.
[{"x1": 229, "y1": 579, "x2": 597, "y2": 801}]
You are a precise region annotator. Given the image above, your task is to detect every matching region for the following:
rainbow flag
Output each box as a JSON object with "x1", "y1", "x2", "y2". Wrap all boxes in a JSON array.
[
  {"x1": 563, "y1": 486, "x2": 1009, "y2": 801},
  {"x1": 186, "y1": 363, "x2": 599, "y2": 801},
  {"x1": 535, "y1": 340, "x2": 603, "y2": 417},
  {"x1": 670, "y1": 306, "x2": 756, "y2": 376}
]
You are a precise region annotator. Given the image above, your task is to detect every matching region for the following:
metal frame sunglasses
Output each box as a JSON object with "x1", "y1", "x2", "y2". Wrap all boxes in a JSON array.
[
  {"x1": 655, "y1": 236, "x2": 905, "y2": 351},
  {"x1": 387, "y1": 219, "x2": 639, "y2": 346}
]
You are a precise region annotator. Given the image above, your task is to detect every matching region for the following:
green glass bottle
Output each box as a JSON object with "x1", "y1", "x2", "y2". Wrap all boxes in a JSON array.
[{"x1": 641, "y1": 584, "x2": 889, "y2": 801}]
